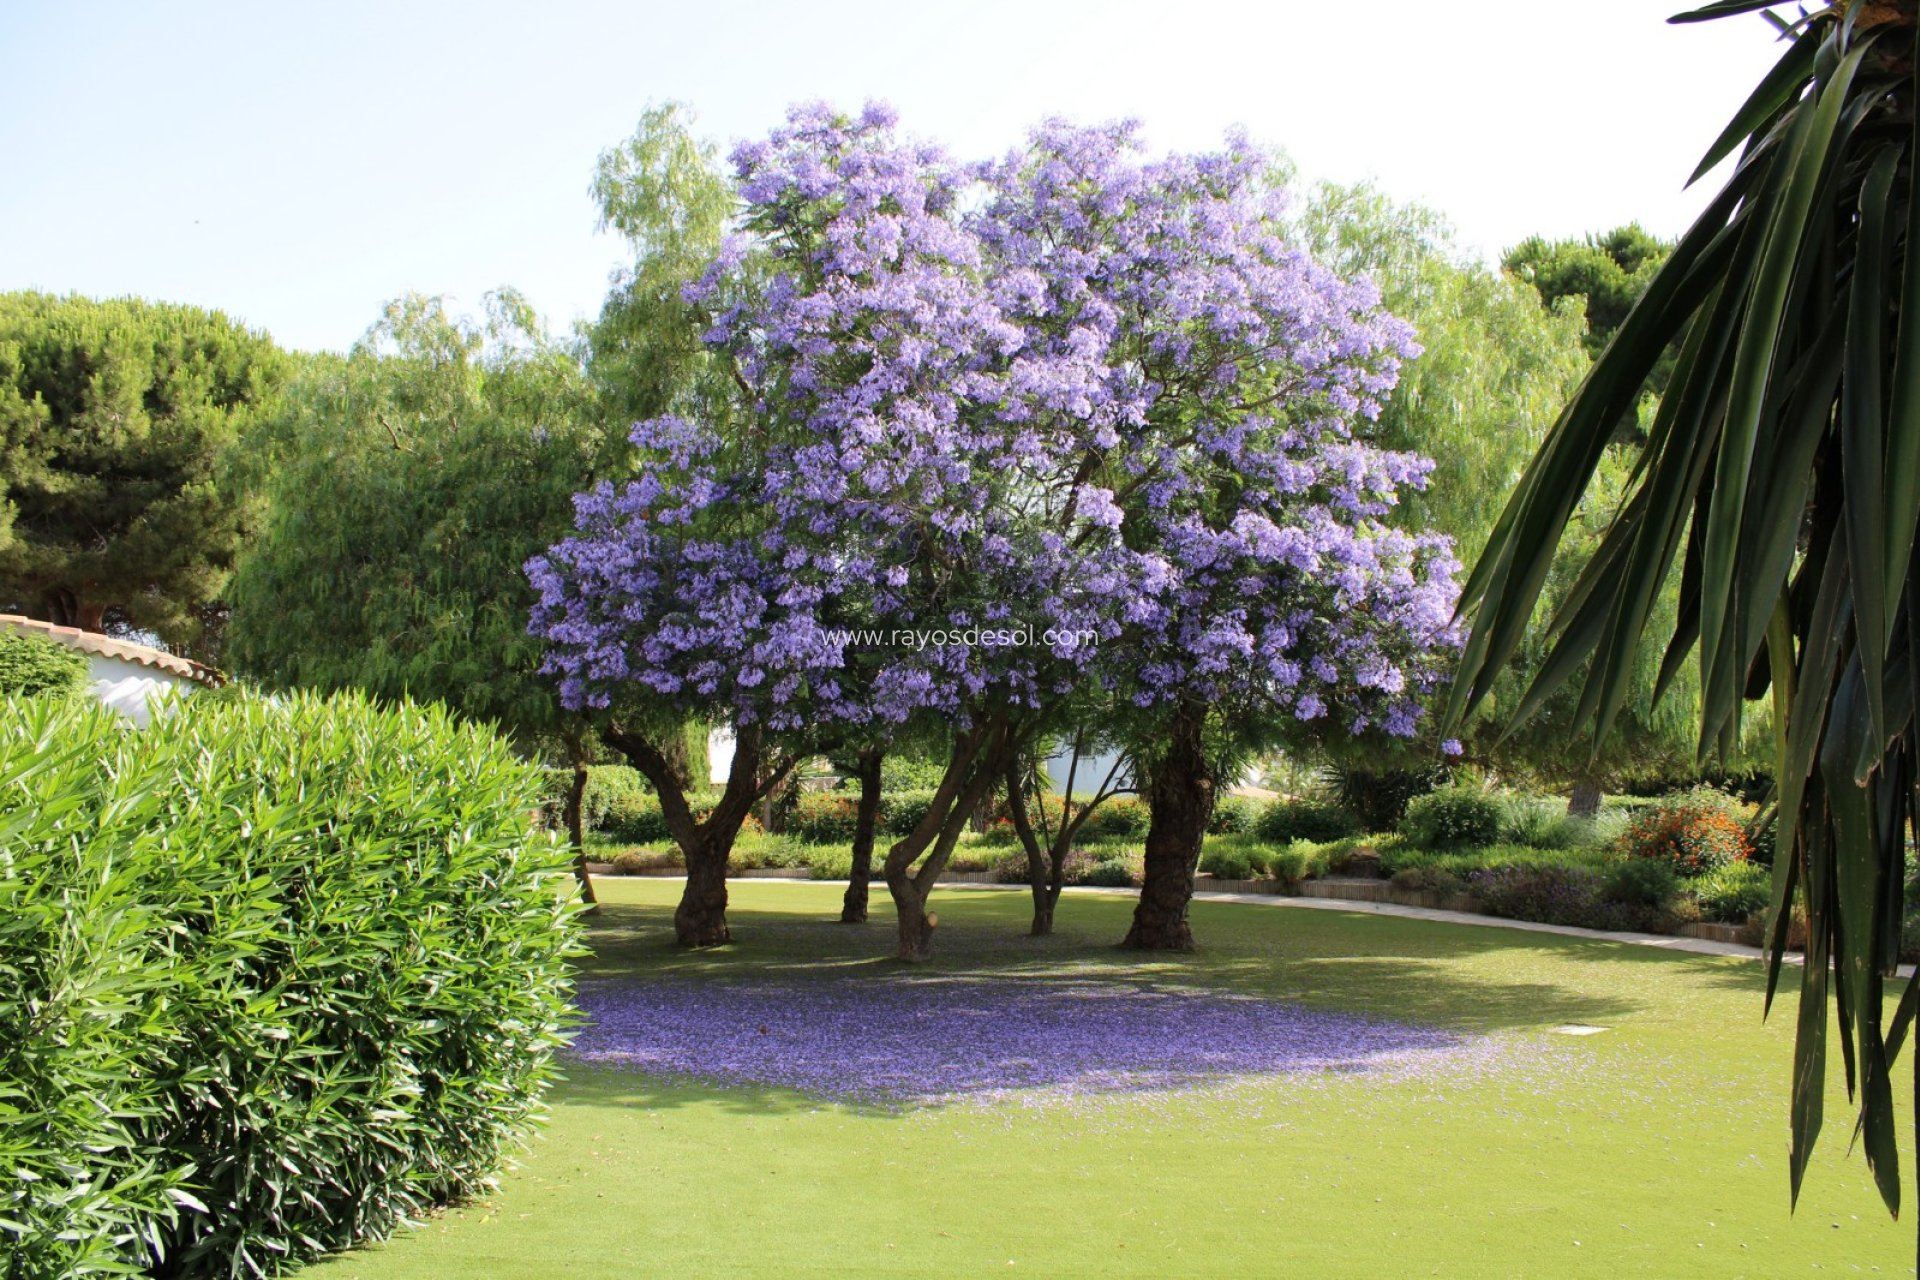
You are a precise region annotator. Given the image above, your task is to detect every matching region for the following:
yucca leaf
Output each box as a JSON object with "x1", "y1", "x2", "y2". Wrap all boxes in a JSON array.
[
  {"x1": 1654, "y1": 502, "x2": 1709, "y2": 708},
  {"x1": 1790, "y1": 818, "x2": 1833, "y2": 1206},
  {"x1": 1843, "y1": 147, "x2": 1900, "y2": 764},
  {"x1": 1882, "y1": 51, "x2": 1920, "y2": 654},
  {"x1": 1727, "y1": 299, "x2": 1848, "y2": 701},
  {"x1": 1700, "y1": 42, "x2": 1868, "y2": 759},
  {"x1": 1686, "y1": 23, "x2": 1825, "y2": 185},
  {"x1": 1669, "y1": 0, "x2": 1797, "y2": 22},
  {"x1": 1446, "y1": 185, "x2": 1751, "y2": 727},
  {"x1": 1585, "y1": 288, "x2": 1737, "y2": 750}
]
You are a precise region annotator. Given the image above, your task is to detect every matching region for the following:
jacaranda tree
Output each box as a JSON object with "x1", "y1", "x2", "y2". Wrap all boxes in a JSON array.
[
  {"x1": 967, "y1": 123, "x2": 1461, "y2": 949},
  {"x1": 531, "y1": 104, "x2": 1459, "y2": 959},
  {"x1": 530, "y1": 106, "x2": 1141, "y2": 956},
  {"x1": 1448, "y1": 0, "x2": 1920, "y2": 1241}
]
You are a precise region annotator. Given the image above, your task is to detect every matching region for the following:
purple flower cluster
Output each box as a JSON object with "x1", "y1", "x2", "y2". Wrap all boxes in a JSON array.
[
  {"x1": 527, "y1": 103, "x2": 1460, "y2": 740},
  {"x1": 570, "y1": 976, "x2": 1471, "y2": 1105}
]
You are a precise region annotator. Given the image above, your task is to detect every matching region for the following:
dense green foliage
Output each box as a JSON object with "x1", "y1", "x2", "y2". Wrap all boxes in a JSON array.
[
  {"x1": 1253, "y1": 799, "x2": 1358, "y2": 845},
  {"x1": 1692, "y1": 860, "x2": 1772, "y2": 924},
  {"x1": 226, "y1": 294, "x2": 598, "y2": 755},
  {"x1": 0, "y1": 292, "x2": 285, "y2": 649},
  {"x1": 587, "y1": 103, "x2": 735, "y2": 434},
  {"x1": 0, "y1": 628, "x2": 88, "y2": 698},
  {"x1": 0, "y1": 691, "x2": 579, "y2": 1277},
  {"x1": 1399, "y1": 786, "x2": 1505, "y2": 850},
  {"x1": 1204, "y1": 793, "x2": 1261, "y2": 834},
  {"x1": 1296, "y1": 187, "x2": 1705, "y2": 794},
  {"x1": 1504, "y1": 224, "x2": 1672, "y2": 358}
]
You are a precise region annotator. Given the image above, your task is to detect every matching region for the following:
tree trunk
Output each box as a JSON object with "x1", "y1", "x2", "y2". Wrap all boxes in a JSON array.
[
  {"x1": 884, "y1": 725, "x2": 1006, "y2": 962},
  {"x1": 1030, "y1": 886, "x2": 1056, "y2": 937},
  {"x1": 675, "y1": 829, "x2": 732, "y2": 946},
  {"x1": 603, "y1": 720, "x2": 796, "y2": 949},
  {"x1": 841, "y1": 750, "x2": 884, "y2": 924},
  {"x1": 563, "y1": 759, "x2": 599, "y2": 914},
  {"x1": 1122, "y1": 704, "x2": 1215, "y2": 951},
  {"x1": 1567, "y1": 778, "x2": 1603, "y2": 817}
]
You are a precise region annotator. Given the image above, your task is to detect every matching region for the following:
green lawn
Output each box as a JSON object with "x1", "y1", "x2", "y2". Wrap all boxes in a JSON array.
[{"x1": 313, "y1": 879, "x2": 1909, "y2": 1278}]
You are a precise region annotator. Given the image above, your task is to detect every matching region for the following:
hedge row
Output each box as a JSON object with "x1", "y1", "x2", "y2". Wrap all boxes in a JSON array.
[{"x1": 1, "y1": 691, "x2": 580, "y2": 1278}]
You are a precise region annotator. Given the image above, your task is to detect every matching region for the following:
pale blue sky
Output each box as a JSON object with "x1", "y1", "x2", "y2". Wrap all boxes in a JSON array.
[{"x1": 2, "y1": 1, "x2": 1786, "y2": 353}]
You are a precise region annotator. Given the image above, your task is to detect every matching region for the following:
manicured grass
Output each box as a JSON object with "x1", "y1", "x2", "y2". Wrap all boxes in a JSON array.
[{"x1": 312, "y1": 879, "x2": 1909, "y2": 1278}]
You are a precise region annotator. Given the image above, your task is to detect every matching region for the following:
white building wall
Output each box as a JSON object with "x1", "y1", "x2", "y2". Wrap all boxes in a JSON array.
[{"x1": 86, "y1": 655, "x2": 197, "y2": 727}]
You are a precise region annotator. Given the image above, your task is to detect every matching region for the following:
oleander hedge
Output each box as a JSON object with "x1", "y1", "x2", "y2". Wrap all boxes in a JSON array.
[{"x1": 0, "y1": 690, "x2": 581, "y2": 1278}]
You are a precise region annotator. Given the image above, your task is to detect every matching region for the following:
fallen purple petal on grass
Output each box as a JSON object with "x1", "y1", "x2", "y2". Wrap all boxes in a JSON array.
[{"x1": 570, "y1": 977, "x2": 1492, "y2": 1105}]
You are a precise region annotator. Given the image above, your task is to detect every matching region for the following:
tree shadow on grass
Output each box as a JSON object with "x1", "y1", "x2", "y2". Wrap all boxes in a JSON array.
[
  {"x1": 577, "y1": 885, "x2": 1704, "y2": 1030},
  {"x1": 553, "y1": 885, "x2": 1747, "y2": 1117}
]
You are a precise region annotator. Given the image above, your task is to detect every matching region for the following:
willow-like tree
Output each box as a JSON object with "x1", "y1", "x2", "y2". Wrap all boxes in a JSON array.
[
  {"x1": 1300, "y1": 184, "x2": 1718, "y2": 810},
  {"x1": 225, "y1": 292, "x2": 606, "y2": 903},
  {"x1": 1449, "y1": 0, "x2": 1920, "y2": 1244},
  {"x1": 0, "y1": 292, "x2": 285, "y2": 649}
]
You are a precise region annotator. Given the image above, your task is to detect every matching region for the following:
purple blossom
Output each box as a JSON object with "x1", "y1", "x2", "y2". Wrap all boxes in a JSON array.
[
  {"x1": 570, "y1": 975, "x2": 1478, "y2": 1106},
  {"x1": 527, "y1": 103, "x2": 1460, "y2": 748}
]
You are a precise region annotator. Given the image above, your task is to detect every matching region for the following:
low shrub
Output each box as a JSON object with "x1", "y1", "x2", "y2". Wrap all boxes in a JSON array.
[
  {"x1": 1399, "y1": 786, "x2": 1503, "y2": 849},
  {"x1": 1391, "y1": 865, "x2": 1467, "y2": 895},
  {"x1": 1207, "y1": 794, "x2": 1264, "y2": 834},
  {"x1": 882, "y1": 788, "x2": 940, "y2": 837},
  {"x1": 789, "y1": 791, "x2": 863, "y2": 844},
  {"x1": 946, "y1": 845, "x2": 1000, "y2": 874},
  {"x1": 582, "y1": 764, "x2": 649, "y2": 830},
  {"x1": 610, "y1": 848, "x2": 679, "y2": 875},
  {"x1": 1080, "y1": 794, "x2": 1148, "y2": 839},
  {"x1": 1080, "y1": 856, "x2": 1139, "y2": 888},
  {"x1": 1618, "y1": 789, "x2": 1752, "y2": 876},
  {"x1": 0, "y1": 628, "x2": 91, "y2": 699},
  {"x1": 1468, "y1": 864, "x2": 1676, "y2": 933},
  {"x1": 0, "y1": 691, "x2": 579, "y2": 1277},
  {"x1": 1690, "y1": 860, "x2": 1772, "y2": 923},
  {"x1": 1500, "y1": 798, "x2": 1597, "y2": 850},
  {"x1": 1200, "y1": 847, "x2": 1256, "y2": 881},
  {"x1": 1603, "y1": 858, "x2": 1679, "y2": 908},
  {"x1": 979, "y1": 818, "x2": 1020, "y2": 846},
  {"x1": 1255, "y1": 800, "x2": 1359, "y2": 845},
  {"x1": 990, "y1": 848, "x2": 1034, "y2": 882}
]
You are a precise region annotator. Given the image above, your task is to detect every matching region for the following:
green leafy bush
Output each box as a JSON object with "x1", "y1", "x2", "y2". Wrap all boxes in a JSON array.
[
  {"x1": 1391, "y1": 865, "x2": 1467, "y2": 895},
  {"x1": 601, "y1": 787, "x2": 739, "y2": 844},
  {"x1": 789, "y1": 791, "x2": 863, "y2": 844},
  {"x1": 1200, "y1": 847, "x2": 1256, "y2": 880},
  {"x1": 1468, "y1": 864, "x2": 1676, "y2": 933},
  {"x1": 1081, "y1": 856, "x2": 1139, "y2": 888},
  {"x1": 0, "y1": 629, "x2": 89, "y2": 699},
  {"x1": 582, "y1": 764, "x2": 648, "y2": 829},
  {"x1": 1206, "y1": 793, "x2": 1263, "y2": 834},
  {"x1": 1399, "y1": 786, "x2": 1503, "y2": 849},
  {"x1": 1690, "y1": 861, "x2": 1772, "y2": 923},
  {"x1": 1603, "y1": 858, "x2": 1679, "y2": 908},
  {"x1": 1255, "y1": 800, "x2": 1359, "y2": 845},
  {"x1": 1618, "y1": 788, "x2": 1752, "y2": 876},
  {"x1": 881, "y1": 754, "x2": 950, "y2": 790},
  {"x1": 1080, "y1": 794, "x2": 1148, "y2": 839},
  {"x1": 0, "y1": 691, "x2": 580, "y2": 1278},
  {"x1": 882, "y1": 788, "x2": 939, "y2": 837},
  {"x1": 1500, "y1": 798, "x2": 1596, "y2": 849}
]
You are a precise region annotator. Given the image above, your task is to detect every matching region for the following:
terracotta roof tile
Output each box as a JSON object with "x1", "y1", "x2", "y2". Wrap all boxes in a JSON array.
[{"x1": 0, "y1": 614, "x2": 227, "y2": 688}]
